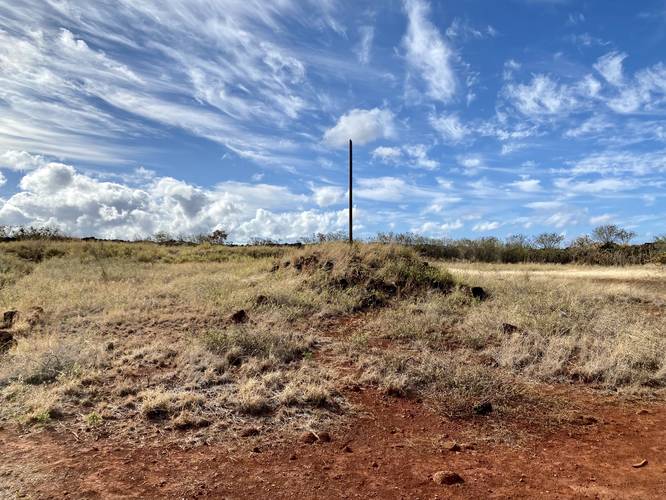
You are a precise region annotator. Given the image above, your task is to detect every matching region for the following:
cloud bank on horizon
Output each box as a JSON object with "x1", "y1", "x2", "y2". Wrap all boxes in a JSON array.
[{"x1": 0, "y1": 0, "x2": 665, "y2": 242}]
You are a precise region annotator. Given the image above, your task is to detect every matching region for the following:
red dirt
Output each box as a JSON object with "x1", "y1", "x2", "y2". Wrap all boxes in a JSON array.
[{"x1": 2, "y1": 388, "x2": 665, "y2": 499}]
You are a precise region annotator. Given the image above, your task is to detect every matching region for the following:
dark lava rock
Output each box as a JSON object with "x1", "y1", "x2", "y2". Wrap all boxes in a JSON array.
[
  {"x1": 3, "y1": 310, "x2": 19, "y2": 328},
  {"x1": 317, "y1": 431, "x2": 331, "y2": 443},
  {"x1": 299, "y1": 431, "x2": 318, "y2": 444},
  {"x1": 502, "y1": 323, "x2": 519, "y2": 334},
  {"x1": 443, "y1": 440, "x2": 461, "y2": 452},
  {"x1": 471, "y1": 286, "x2": 488, "y2": 301},
  {"x1": 473, "y1": 401, "x2": 493, "y2": 416},
  {"x1": 0, "y1": 330, "x2": 14, "y2": 351},
  {"x1": 255, "y1": 295, "x2": 269, "y2": 306},
  {"x1": 240, "y1": 427, "x2": 261, "y2": 437},
  {"x1": 229, "y1": 309, "x2": 248, "y2": 324}
]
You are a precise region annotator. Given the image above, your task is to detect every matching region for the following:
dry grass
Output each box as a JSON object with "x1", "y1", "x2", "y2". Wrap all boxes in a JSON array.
[{"x1": 0, "y1": 240, "x2": 663, "y2": 442}]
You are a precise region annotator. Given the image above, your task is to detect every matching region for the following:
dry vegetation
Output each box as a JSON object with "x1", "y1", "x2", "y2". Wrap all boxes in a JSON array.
[{"x1": 0, "y1": 239, "x2": 664, "y2": 445}]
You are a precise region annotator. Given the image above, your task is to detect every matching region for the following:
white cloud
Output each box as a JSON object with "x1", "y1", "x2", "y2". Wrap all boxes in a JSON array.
[
  {"x1": 594, "y1": 51, "x2": 626, "y2": 87},
  {"x1": 509, "y1": 177, "x2": 541, "y2": 192},
  {"x1": 403, "y1": 0, "x2": 456, "y2": 102},
  {"x1": 525, "y1": 200, "x2": 564, "y2": 210},
  {"x1": 571, "y1": 150, "x2": 666, "y2": 176},
  {"x1": 457, "y1": 154, "x2": 483, "y2": 174},
  {"x1": 589, "y1": 213, "x2": 613, "y2": 225},
  {"x1": 355, "y1": 176, "x2": 449, "y2": 203},
  {"x1": 503, "y1": 59, "x2": 521, "y2": 81},
  {"x1": 0, "y1": 159, "x2": 350, "y2": 242},
  {"x1": 403, "y1": 144, "x2": 439, "y2": 170},
  {"x1": 356, "y1": 26, "x2": 374, "y2": 64},
  {"x1": 564, "y1": 115, "x2": 613, "y2": 138},
  {"x1": 472, "y1": 221, "x2": 500, "y2": 231},
  {"x1": 0, "y1": 1, "x2": 357, "y2": 166},
  {"x1": 429, "y1": 113, "x2": 469, "y2": 143},
  {"x1": 0, "y1": 150, "x2": 49, "y2": 171},
  {"x1": 356, "y1": 177, "x2": 410, "y2": 202},
  {"x1": 416, "y1": 218, "x2": 463, "y2": 234},
  {"x1": 0, "y1": 171, "x2": 6, "y2": 187},
  {"x1": 323, "y1": 108, "x2": 396, "y2": 148},
  {"x1": 446, "y1": 18, "x2": 494, "y2": 41},
  {"x1": 504, "y1": 74, "x2": 579, "y2": 117},
  {"x1": 545, "y1": 211, "x2": 579, "y2": 228},
  {"x1": 311, "y1": 185, "x2": 345, "y2": 207},
  {"x1": 372, "y1": 146, "x2": 402, "y2": 163},
  {"x1": 371, "y1": 144, "x2": 438, "y2": 170},
  {"x1": 554, "y1": 177, "x2": 633, "y2": 193}
]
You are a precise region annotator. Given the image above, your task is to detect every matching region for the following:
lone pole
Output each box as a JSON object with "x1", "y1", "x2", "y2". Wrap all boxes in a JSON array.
[{"x1": 348, "y1": 138, "x2": 353, "y2": 244}]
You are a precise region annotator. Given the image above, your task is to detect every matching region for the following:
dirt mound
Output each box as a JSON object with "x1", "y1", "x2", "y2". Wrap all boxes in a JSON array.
[{"x1": 275, "y1": 243, "x2": 455, "y2": 310}]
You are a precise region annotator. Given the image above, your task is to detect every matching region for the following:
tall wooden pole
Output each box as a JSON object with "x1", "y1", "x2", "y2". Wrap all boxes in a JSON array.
[{"x1": 348, "y1": 139, "x2": 353, "y2": 244}]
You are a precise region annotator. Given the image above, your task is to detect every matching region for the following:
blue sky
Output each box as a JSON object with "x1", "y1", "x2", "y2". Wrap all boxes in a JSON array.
[{"x1": 0, "y1": 0, "x2": 665, "y2": 242}]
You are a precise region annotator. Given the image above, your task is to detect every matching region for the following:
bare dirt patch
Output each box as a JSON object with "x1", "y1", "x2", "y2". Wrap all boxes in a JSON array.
[{"x1": 1, "y1": 388, "x2": 665, "y2": 499}]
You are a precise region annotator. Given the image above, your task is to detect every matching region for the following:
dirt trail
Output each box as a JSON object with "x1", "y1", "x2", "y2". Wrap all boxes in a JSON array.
[{"x1": 2, "y1": 387, "x2": 665, "y2": 499}]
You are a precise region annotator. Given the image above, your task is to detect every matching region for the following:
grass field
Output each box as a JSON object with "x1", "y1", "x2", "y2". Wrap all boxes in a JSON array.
[{"x1": 1, "y1": 240, "x2": 665, "y2": 497}]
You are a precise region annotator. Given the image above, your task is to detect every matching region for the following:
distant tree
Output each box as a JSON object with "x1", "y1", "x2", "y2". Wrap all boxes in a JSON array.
[
  {"x1": 571, "y1": 234, "x2": 595, "y2": 248},
  {"x1": 534, "y1": 232, "x2": 565, "y2": 250},
  {"x1": 505, "y1": 234, "x2": 531, "y2": 247},
  {"x1": 207, "y1": 229, "x2": 229, "y2": 245},
  {"x1": 592, "y1": 224, "x2": 636, "y2": 245},
  {"x1": 152, "y1": 231, "x2": 172, "y2": 244}
]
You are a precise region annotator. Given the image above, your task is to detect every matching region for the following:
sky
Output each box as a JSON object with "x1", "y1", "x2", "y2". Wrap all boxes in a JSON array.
[{"x1": 0, "y1": 0, "x2": 665, "y2": 242}]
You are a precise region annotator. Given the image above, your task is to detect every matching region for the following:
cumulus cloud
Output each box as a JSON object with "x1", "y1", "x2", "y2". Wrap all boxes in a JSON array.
[
  {"x1": 323, "y1": 108, "x2": 396, "y2": 148},
  {"x1": 311, "y1": 185, "x2": 345, "y2": 207},
  {"x1": 0, "y1": 158, "x2": 348, "y2": 242},
  {"x1": 0, "y1": 150, "x2": 48, "y2": 171},
  {"x1": 403, "y1": 0, "x2": 456, "y2": 102}
]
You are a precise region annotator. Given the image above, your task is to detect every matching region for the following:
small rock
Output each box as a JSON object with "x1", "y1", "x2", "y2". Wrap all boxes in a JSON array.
[
  {"x1": 432, "y1": 471, "x2": 464, "y2": 485},
  {"x1": 229, "y1": 309, "x2": 248, "y2": 324},
  {"x1": 473, "y1": 401, "x2": 493, "y2": 416},
  {"x1": 251, "y1": 446, "x2": 261, "y2": 453},
  {"x1": 299, "y1": 431, "x2": 317, "y2": 444},
  {"x1": 255, "y1": 295, "x2": 269, "y2": 306},
  {"x1": 502, "y1": 323, "x2": 519, "y2": 334},
  {"x1": 471, "y1": 286, "x2": 488, "y2": 301},
  {"x1": 289, "y1": 454, "x2": 297, "y2": 461},
  {"x1": 2, "y1": 310, "x2": 19, "y2": 328},
  {"x1": 341, "y1": 445, "x2": 353, "y2": 453},
  {"x1": 636, "y1": 409, "x2": 650, "y2": 415},
  {"x1": 317, "y1": 431, "x2": 331, "y2": 443},
  {"x1": 0, "y1": 330, "x2": 14, "y2": 351},
  {"x1": 240, "y1": 427, "x2": 260, "y2": 437},
  {"x1": 443, "y1": 440, "x2": 461, "y2": 452},
  {"x1": 371, "y1": 461, "x2": 379, "y2": 468},
  {"x1": 632, "y1": 459, "x2": 648, "y2": 468}
]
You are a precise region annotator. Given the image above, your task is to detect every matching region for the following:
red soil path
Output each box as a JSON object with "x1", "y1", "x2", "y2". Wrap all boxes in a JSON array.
[{"x1": 2, "y1": 388, "x2": 665, "y2": 499}]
